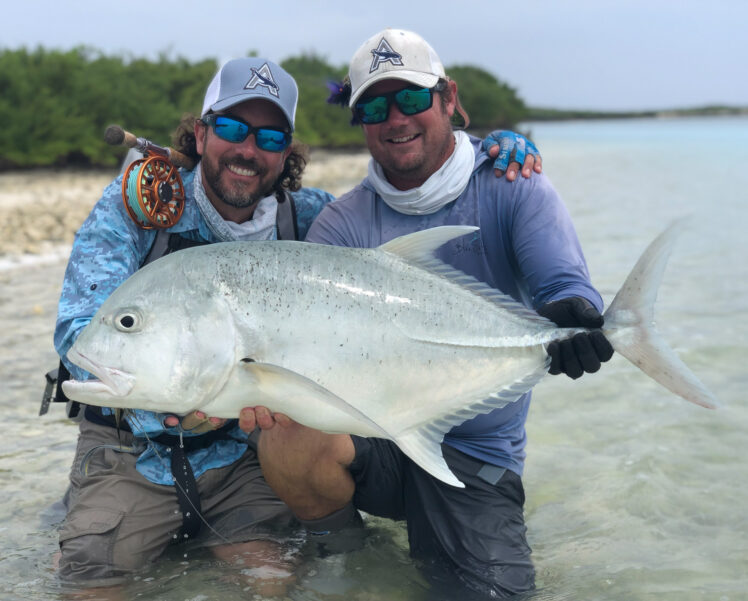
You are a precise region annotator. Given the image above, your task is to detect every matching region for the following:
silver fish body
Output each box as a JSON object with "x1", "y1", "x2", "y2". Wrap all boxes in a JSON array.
[{"x1": 63, "y1": 224, "x2": 717, "y2": 487}]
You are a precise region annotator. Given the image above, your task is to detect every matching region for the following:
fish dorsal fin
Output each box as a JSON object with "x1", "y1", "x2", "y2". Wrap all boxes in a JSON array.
[
  {"x1": 379, "y1": 226, "x2": 551, "y2": 328},
  {"x1": 378, "y1": 226, "x2": 478, "y2": 262},
  {"x1": 419, "y1": 258, "x2": 552, "y2": 325}
]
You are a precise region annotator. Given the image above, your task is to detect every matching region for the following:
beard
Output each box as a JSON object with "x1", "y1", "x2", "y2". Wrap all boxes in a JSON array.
[
  {"x1": 201, "y1": 155, "x2": 277, "y2": 208},
  {"x1": 370, "y1": 123, "x2": 454, "y2": 187}
]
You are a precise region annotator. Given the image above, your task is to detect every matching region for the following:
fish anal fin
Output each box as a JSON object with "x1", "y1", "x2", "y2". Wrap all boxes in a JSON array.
[
  {"x1": 394, "y1": 427, "x2": 465, "y2": 488},
  {"x1": 401, "y1": 362, "x2": 549, "y2": 443},
  {"x1": 390, "y1": 364, "x2": 550, "y2": 489}
]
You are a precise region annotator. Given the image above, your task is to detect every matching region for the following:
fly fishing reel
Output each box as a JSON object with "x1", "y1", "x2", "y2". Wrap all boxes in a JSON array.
[
  {"x1": 121, "y1": 155, "x2": 185, "y2": 229},
  {"x1": 105, "y1": 125, "x2": 195, "y2": 230}
]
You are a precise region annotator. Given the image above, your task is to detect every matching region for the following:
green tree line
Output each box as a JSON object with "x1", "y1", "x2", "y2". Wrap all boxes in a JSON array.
[{"x1": 0, "y1": 47, "x2": 528, "y2": 170}]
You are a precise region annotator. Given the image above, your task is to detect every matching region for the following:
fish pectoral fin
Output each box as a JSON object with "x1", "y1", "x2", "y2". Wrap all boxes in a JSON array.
[
  {"x1": 237, "y1": 362, "x2": 388, "y2": 437},
  {"x1": 394, "y1": 427, "x2": 465, "y2": 488},
  {"x1": 238, "y1": 361, "x2": 337, "y2": 406}
]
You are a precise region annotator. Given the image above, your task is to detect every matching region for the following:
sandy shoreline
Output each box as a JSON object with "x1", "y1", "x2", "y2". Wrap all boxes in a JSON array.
[
  {"x1": 0, "y1": 149, "x2": 369, "y2": 263},
  {"x1": 0, "y1": 170, "x2": 115, "y2": 257}
]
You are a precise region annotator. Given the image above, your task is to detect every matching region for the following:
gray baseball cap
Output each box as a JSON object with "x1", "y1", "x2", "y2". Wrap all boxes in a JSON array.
[{"x1": 201, "y1": 57, "x2": 298, "y2": 131}]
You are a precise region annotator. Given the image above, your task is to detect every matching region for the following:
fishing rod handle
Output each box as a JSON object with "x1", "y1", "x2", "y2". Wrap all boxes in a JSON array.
[{"x1": 104, "y1": 125, "x2": 195, "y2": 169}]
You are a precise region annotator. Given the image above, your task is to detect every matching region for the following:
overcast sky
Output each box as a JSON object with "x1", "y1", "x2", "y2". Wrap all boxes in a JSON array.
[{"x1": 4, "y1": 0, "x2": 746, "y2": 111}]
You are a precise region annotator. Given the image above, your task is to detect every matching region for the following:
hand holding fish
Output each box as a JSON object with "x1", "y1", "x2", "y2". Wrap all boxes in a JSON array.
[
  {"x1": 239, "y1": 406, "x2": 292, "y2": 432},
  {"x1": 163, "y1": 410, "x2": 227, "y2": 433},
  {"x1": 537, "y1": 297, "x2": 615, "y2": 379}
]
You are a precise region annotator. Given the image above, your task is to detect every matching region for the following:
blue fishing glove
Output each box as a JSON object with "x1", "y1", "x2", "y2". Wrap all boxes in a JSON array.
[
  {"x1": 537, "y1": 297, "x2": 614, "y2": 380},
  {"x1": 481, "y1": 130, "x2": 541, "y2": 174}
]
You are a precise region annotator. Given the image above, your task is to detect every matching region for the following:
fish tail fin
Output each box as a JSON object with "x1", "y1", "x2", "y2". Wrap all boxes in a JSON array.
[
  {"x1": 603, "y1": 219, "x2": 718, "y2": 409},
  {"x1": 394, "y1": 427, "x2": 465, "y2": 488}
]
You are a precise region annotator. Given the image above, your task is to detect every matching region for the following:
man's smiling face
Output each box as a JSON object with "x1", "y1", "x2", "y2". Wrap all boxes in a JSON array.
[
  {"x1": 196, "y1": 98, "x2": 291, "y2": 221},
  {"x1": 360, "y1": 79, "x2": 456, "y2": 190}
]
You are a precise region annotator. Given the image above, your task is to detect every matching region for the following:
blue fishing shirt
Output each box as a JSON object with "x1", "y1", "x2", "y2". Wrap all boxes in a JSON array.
[
  {"x1": 54, "y1": 167, "x2": 333, "y2": 484},
  {"x1": 305, "y1": 135, "x2": 603, "y2": 477}
]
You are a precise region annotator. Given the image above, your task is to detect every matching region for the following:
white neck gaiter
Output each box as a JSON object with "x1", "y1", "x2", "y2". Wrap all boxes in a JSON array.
[
  {"x1": 193, "y1": 164, "x2": 278, "y2": 241},
  {"x1": 367, "y1": 131, "x2": 475, "y2": 216}
]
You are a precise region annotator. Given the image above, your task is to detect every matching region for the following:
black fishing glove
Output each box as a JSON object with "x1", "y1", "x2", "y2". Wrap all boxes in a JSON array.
[{"x1": 537, "y1": 296, "x2": 614, "y2": 380}]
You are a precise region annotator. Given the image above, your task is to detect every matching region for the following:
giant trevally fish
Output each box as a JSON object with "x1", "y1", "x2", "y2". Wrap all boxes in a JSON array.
[{"x1": 62, "y1": 222, "x2": 718, "y2": 487}]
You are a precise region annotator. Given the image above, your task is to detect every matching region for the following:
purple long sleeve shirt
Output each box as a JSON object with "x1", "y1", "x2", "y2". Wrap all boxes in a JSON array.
[{"x1": 305, "y1": 135, "x2": 602, "y2": 476}]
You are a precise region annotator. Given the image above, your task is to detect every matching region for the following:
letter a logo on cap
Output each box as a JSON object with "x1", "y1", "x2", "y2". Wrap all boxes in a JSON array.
[
  {"x1": 245, "y1": 63, "x2": 280, "y2": 97},
  {"x1": 369, "y1": 38, "x2": 403, "y2": 73}
]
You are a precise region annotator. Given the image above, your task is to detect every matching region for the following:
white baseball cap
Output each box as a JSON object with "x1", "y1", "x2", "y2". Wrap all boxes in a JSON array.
[{"x1": 348, "y1": 28, "x2": 446, "y2": 107}]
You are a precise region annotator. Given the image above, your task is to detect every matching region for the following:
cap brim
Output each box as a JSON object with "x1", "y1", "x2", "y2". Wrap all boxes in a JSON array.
[{"x1": 349, "y1": 71, "x2": 440, "y2": 107}]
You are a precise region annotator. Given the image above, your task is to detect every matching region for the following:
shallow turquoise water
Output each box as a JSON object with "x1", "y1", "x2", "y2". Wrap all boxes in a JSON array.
[
  {"x1": 522, "y1": 116, "x2": 748, "y2": 601},
  {"x1": 1, "y1": 117, "x2": 746, "y2": 600}
]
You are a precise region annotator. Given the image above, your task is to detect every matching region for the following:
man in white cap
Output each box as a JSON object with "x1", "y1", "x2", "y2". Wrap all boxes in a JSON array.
[{"x1": 241, "y1": 30, "x2": 613, "y2": 598}]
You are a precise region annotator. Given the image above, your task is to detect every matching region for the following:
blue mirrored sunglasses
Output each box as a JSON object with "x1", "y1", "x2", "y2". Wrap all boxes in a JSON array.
[
  {"x1": 353, "y1": 81, "x2": 447, "y2": 125},
  {"x1": 202, "y1": 114, "x2": 291, "y2": 152}
]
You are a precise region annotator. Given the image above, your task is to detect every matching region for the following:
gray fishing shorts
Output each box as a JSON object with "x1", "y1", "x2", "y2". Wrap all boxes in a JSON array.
[
  {"x1": 349, "y1": 437, "x2": 535, "y2": 599},
  {"x1": 58, "y1": 419, "x2": 297, "y2": 587}
]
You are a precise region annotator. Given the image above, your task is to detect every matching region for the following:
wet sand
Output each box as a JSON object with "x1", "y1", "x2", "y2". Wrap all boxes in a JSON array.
[{"x1": 0, "y1": 149, "x2": 370, "y2": 260}]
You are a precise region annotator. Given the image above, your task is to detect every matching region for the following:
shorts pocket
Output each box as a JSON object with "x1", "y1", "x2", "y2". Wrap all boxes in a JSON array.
[
  {"x1": 58, "y1": 508, "x2": 127, "y2": 583},
  {"x1": 59, "y1": 507, "x2": 124, "y2": 543}
]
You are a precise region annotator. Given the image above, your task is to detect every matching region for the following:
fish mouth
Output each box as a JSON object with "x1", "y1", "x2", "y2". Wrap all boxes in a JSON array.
[{"x1": 62, "y1": 348, "x2": 135, "y2": 401}]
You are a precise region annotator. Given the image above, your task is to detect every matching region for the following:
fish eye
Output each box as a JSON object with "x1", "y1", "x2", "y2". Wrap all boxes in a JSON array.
[{"x1": 114, "y1": 311, "x2": 140, "y2": 332}]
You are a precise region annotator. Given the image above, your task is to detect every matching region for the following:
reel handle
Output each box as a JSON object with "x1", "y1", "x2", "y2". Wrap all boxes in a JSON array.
[{"x1": 104, "y1": 125, "x2": 195, "y2": 169}]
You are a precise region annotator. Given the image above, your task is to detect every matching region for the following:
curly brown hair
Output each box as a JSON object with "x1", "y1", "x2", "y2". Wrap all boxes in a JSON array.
[{"x1": 171, "y1": 113, "x2": 308, "y2": 193}]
